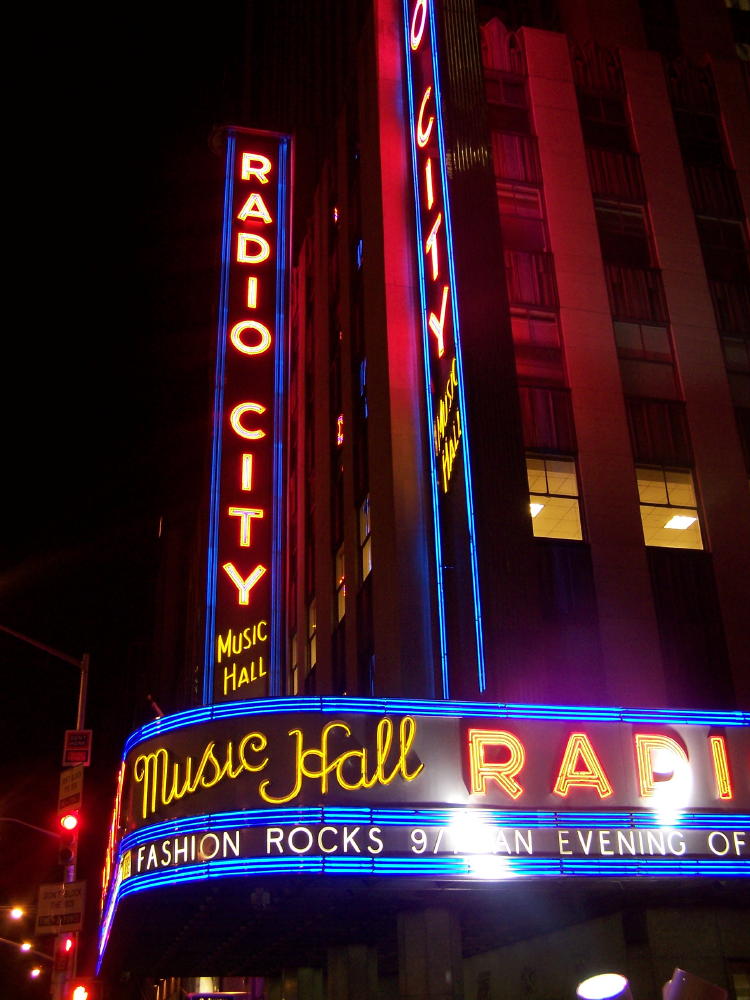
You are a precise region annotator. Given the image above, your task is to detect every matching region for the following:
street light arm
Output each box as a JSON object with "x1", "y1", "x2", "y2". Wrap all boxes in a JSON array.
[
  {"x1": 0, "y1": 817, "x2": 61, "y2": 840},
  {"x1": 0, "y1": 624, "x2": 81, "y2": 667},
  {"x1": 0, "y1": 934, "x2": 53, "y2": 962},
  {"x1": 0, "y1": 624, "x2": 89, "y2": 729}
]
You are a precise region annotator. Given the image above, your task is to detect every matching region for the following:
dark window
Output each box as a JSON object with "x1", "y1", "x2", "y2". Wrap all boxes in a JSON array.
[
  {"x1": 695, "y1": 217, "x2": 749, "y2": 281},
  {"x1": 512, "y1": 311, "x2": 565, "y2": 384},
  {"x1": 578, "y1": 92, "x2": 631, "y2": 151},
  {"x1": 721, "y1": 335, "x2": 750, "y2": 373},
  {"x1": 491, "y1": 132, "x2": 541, "y2": 184},
  {"x1": 604, "y1": 264, "x2": 668, "y2": 323},
  {"x1": 534, "y1": 538, "x2": 605, "y2": 703},
  {"x1": 595, "y1": 202, "x2": 652, "y2": 268},
  {"x1": 626, "y1": 398, "x2": 692, "y2": 466},
  {"x1": 536, "y1": 539, "x2": 598, "y2": 623},
  {"x1": 685, "y1": 164, "x2": 743, "y2": 220},
  {"x1": 518, "y1": 386, "x2": 576, "y2": 452},
  {"x1": 586, "y1": 148, "x2": 645, "y2": 202},
  {"x1": 639, "y1": 0, "x2": 681, "y2": 58},
  {"x1": 485, "y1": 69, "x2": 530, "y2": 133},
  {"x1": 505, "y1": 250, "x2": 558, "y2": 307},
  {"x1": 673, "y1": 108, "x2": 725, "y2": 167},
  {"x1": 647, "y1": 549, "x2": 734, "y2": 708},
  {"x1": 498, "y1": 183, "x2": 547, "y2": 252},
  {"x1": 614, "y1": 321, "x2": 673, "y2": 363},
  {"x1": 709, "y1": 278, "x2": 750, "y2": 335}
]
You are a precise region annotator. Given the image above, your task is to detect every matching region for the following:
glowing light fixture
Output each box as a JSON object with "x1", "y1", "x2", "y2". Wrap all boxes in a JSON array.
[
  {"x1": 664, "y1": 515, "x2": 697, "y2": 530},
  {"x1": 577, "y1": 973, "x2": 632, "y2": 1000},
  {"x1": 60, "y1": 812, "x2": 79, "y2": 832},
  {"x1": 30, "y1": 967, "x2": 42, "y2": 979},
  {"x1": 10, "y1": 906, "x2": 24, "y2": 920},
  {"x1": 530, "y1": 502, "x2": 544, "y2": 518},
  {"x1": 20, "y1": 941, "x2": 32, "y2": 952}
]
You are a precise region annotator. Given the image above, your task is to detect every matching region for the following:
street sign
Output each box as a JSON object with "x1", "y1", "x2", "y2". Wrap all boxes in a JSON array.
[
  {"x1": 63, "y1": 730, "x2": 92, "y2": 767},
  {"x1": 58, "y1": 765, "x2": 84, "y2": 812},
  {"x1": 35, "y1": 880, "x2": 86, "y2": 934}
]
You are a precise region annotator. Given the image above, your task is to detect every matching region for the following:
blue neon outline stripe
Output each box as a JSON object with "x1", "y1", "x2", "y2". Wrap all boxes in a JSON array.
[
  {"x1": 426, "y1": 0, "x2": 486, "y2": 692},
  {"x1": 402, "y1": 0, "x2": 449, "y2": 696},
  {"x1": 119, "y1": 807, "x2": 750, "y2": 853},
  {"x1": 98, "y1": 849, "x2": 750, "y2": 964},
  {"x1": 99, "y1": 801, "x2": 750, "y2": 966},
  {"x1": 123, "y1": 696, "x2": 749, "y2": 756},
  {"x1": 118, "y1": 855, "x2": 750, "y2": 894},
  {"x1": 203, "y1": 134, "x2": 237, "y2": 703}
]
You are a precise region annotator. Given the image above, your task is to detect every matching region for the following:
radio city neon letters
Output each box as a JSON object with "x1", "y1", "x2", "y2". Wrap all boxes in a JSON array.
[
  {"x1": 468, "y1": 727, "x2": 736, "y2": 803},
  {"x1": 206, "y1": 130, "x2": 290, "y2": 701},
  {"x1": 219, "y1": 151, "x2": 275, "y2": 612}
]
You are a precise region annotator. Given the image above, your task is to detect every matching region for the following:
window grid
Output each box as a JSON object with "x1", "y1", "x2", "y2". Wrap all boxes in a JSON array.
[
  {"x1": 636, "y1": 466, "x2": 703, "y2": 550},
  {"x1": 526, "y1": 455, "x2": 583, "y2": 541}
]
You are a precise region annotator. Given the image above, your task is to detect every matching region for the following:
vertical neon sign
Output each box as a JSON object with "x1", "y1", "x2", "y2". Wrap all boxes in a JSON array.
[
  {"x1": 204, "y1": 129, "x2": 291, "y2": 703},
  {"x1": 403, "y1": 0, "x2": 485, "y2": 696}
]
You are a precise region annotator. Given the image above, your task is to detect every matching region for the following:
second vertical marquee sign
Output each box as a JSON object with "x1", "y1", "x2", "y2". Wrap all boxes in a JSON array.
[
  {"x1": 403, "y1": 0, "x2": 486, "y2": 697},
  {"x1": 204, "y1": 129, "x2": 292, "y2": 704}
]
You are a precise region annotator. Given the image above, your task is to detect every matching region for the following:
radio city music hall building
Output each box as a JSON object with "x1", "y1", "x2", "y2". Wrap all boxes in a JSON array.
[{"x1": 98, "y1": 1, "x2": 750, "y2": 998}]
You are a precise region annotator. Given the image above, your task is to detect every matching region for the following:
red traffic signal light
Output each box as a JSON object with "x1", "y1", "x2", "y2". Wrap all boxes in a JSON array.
[
  {"x1": 59, "y1": 811, "x2": 80, "y2": 832},
  {"x1": 54, "y1": 933, "x2": 76, "y2": 972},
  {"x1": 69, "y1": 978, "x2": 100, "y2": 1000}
]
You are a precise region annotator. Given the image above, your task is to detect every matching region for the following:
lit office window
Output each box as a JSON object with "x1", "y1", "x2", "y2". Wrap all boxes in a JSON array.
[
  {"x1": 359, "y1": 495, "x2": 372, "y2": 580},
  {"x1": 636, "y1": 466, "x2": 703, "y2": 549},
  {"x1": 307, "y1": 599, "x2": 317, "y2": 671},
  {"x1": 335, "y1": 545, "x2": 346, "y2": 622},
  {"x1": 526, "y1": 455, "x2": 583, "y2": 540}
]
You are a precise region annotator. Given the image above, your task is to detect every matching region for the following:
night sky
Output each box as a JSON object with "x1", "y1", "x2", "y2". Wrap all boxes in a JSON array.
[{"x1": 2, "y1": 4, "x2": 250, "y2": 990}]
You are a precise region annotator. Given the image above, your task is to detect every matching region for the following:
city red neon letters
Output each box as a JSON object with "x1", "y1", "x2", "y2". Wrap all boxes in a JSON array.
[{"x1": 407, "y1": 0, "x2": 462, "y2": 491}]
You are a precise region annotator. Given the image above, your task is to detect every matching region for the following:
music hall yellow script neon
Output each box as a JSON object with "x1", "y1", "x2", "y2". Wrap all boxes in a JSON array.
[{"x1": 132, "y1": 717, "x2": 424, "y2": 819}]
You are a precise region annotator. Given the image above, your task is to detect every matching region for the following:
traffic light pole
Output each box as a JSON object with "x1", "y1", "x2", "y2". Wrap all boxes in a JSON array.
[{"x1": 0, "y1": 624, "x2": 89, "y2": 1000}]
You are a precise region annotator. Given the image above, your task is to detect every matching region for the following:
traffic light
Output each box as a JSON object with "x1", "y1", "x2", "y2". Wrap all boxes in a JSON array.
[
  {"x1": 69, "y1": 978, "x2": 101, "y2": 1000},
  {"x1": 54, "y1": 932, "x2": 76, "y2": 973},
  {"x1": 60, "y1": 811, "x2": 80, "y2": 832},
  {"x1": 58, "y1": 811, "x2": 79, "y2": 868}
]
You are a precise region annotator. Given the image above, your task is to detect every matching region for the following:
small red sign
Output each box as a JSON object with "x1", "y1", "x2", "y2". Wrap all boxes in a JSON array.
[{"x1": 63, "y1": 730, "x2": 92, "y2": 767}]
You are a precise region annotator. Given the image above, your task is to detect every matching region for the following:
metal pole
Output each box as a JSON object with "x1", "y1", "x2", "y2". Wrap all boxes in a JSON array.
[{"x1": 76, "y1": 654, "x2": 89, "y2": 730}]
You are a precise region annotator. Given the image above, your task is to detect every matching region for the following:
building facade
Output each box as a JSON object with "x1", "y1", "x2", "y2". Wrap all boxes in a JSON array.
[{"x1": 99, "y1": 1, "x2": 750, "y2": 998}]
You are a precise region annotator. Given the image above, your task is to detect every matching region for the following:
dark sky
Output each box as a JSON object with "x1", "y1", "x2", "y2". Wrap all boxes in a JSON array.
[{"x1": 1, "y1": 4, "x2": 250, "y2": 989}]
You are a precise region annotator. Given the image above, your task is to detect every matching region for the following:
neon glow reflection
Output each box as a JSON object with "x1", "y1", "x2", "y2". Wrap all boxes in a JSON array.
[
  {"x1": 650, "y1": 745, "x2": 694, "y2": 828},
  {"x1": 448, "y1": 810, "x2": 521, "y2": 879}
]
